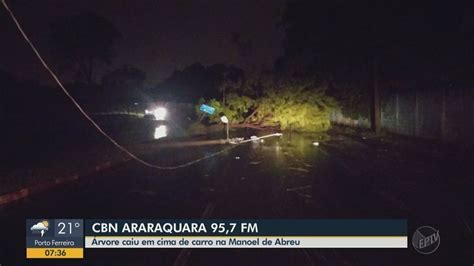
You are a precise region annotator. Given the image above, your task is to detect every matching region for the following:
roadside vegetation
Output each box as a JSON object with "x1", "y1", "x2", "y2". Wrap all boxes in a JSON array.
[{"x1": 194, "y1": 77, "x2": 337, "y2": 132}]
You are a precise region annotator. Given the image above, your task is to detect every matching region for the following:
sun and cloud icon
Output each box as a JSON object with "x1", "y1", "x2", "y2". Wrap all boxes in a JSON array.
[{"x1": 30, "y1": 220, "x2": 49, "y2": 237}]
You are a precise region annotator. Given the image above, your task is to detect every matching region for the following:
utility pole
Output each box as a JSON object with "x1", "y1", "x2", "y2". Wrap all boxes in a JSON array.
[{"x1": 369, "y1": 55, "x2": 381, "y2": 133}]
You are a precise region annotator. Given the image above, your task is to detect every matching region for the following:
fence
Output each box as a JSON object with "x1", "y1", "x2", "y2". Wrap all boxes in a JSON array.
[{"x1": 330, "y1": 87, "x2": 474, "y2": 143}]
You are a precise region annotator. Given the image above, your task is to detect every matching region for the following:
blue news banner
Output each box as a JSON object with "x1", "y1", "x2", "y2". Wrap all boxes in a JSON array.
[{"x1": 83, "y1": 219, "x2": 407, "y2": 249}]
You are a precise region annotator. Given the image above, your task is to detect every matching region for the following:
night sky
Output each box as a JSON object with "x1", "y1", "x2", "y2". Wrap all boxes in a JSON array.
[{"x1": 1, "y1": 0, "x2": 285, "y2": 85}]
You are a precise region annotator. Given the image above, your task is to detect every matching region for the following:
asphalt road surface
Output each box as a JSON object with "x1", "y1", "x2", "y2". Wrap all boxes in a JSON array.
[{"x1": 0, "y1": 130, "x2": 472, "y2": 265}]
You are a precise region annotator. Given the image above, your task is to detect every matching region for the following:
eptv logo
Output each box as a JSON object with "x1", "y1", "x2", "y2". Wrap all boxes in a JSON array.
[{"x1": 412, "y1": 226, "x2": 440, "y2": 254}]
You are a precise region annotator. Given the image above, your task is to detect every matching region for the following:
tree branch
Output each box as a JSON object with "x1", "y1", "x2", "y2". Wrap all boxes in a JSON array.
[{"x1": 243, "y1": 106, "x2": 259, "y2": 124}]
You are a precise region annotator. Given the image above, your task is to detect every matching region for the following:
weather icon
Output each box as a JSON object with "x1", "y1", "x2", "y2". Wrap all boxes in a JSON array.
[{"x1": 30, "y1": 220, "x2": 49, "y2": 237}]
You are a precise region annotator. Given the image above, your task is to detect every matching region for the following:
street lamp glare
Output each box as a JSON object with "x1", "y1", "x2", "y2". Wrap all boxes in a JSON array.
[
  {"x1": 153, "y1": 107, "x2": 167, "y2": 120},
  {"x1": 220, "y1": 115, "x2": 229, "y2": 124},
  {"x1": 220, "y1": 115, "x2": 230, "y2": 141}
]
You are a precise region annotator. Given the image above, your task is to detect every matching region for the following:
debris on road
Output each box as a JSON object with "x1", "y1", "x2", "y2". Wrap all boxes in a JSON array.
[
  {"x1": 229, "y1": 137, "x2": 245, "y2": 144},
  {"x1": 286, "y1": 185, "x2": 312, "y2": 192},
  {"x1": 294, "y1": 190, "x2": 312, "y2": 199},
  {"x1": 288, "y1": 167, "x2": 310, "y2": 173}
]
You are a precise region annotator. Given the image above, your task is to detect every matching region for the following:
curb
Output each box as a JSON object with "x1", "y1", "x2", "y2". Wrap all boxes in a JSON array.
[{"x1": 0, "y1": 158, "x2": 130, "y2": 206}]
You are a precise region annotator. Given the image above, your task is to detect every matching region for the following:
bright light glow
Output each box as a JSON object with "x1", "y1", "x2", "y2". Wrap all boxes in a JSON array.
[
  {"x1": 154, "y1": 125, "x2": 167, "y2": 139},
  {"x1": 312, "y1": 141, "x2": 319, "y2": 146},
  {"x1": 220, "y1": 115, "x2": 229, "y2": 124},
  {"x1": 152, "y1": 107, "x2": 167, "y2": 120}
]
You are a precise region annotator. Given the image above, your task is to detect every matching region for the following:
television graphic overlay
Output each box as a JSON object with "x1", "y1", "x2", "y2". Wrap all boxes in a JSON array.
[{"x1": 26, "y1": 219, "x2": 84, "y2": 259}]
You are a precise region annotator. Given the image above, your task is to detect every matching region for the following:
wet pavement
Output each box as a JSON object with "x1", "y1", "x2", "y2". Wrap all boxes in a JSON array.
[{"x1": 0, "y1": 129, "x2": 472, "y2": 265}]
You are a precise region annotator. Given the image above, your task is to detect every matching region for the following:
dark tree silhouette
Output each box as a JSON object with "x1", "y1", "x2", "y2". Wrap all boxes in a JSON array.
[
  {"x1": 278, "y1": 0, "x2": 474, "y2": 84},
  {"x1": 101, "y1": 65, "x2": 146, "y2": 103},
  {"x1": 49, "y1": 13, "x2": 121, "y2": 85},
  {"x1": 230, "y1": 32, "x2": 253, "y2": 59},
  {"x1": 153, "y1": 63, "x2": 244, "y2": 102},
  {"x1": 102, "y1": 65, "x2": 146, "y2": 91},
  {"x1": 278, "y1": 0, "x2": 474, "y2": 130}
]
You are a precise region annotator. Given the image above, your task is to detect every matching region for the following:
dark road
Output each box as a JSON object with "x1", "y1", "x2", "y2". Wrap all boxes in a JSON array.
[
  {"x1": 2, "y1": 0, "x2": 474, "y2": 264},
  {"x1": 0, "y1": 131, "x2": 472, "y2": 265}
]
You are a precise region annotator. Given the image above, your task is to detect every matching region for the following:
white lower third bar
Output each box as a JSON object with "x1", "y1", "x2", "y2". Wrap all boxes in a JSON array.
[{"x1": 85, "y1": 236, "x2": 407, "y2": 248}]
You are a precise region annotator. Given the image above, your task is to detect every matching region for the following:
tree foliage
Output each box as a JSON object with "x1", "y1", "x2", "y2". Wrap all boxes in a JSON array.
[
  {"x1": 257, "y1": 85, "x2": 335, "y2": 131},
  {"x1": 197, "y1": 94, "x2": 255, "y2": 124},
  {"x1": 197, "y1": 77, "x2": 337, "y2": 132},
  {"x1": 277, "y1": 0, "x2": 474, "y2": 120}
]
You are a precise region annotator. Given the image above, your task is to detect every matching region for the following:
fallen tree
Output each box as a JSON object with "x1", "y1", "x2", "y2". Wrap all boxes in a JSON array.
[{"x1": 194, "y1": 79, "x2": 337, "y2": 132}]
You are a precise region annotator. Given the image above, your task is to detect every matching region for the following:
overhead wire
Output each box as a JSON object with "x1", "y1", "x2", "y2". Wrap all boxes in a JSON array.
[{"x1": 1, "y1": 0, "x2": 248, "y2": 170}]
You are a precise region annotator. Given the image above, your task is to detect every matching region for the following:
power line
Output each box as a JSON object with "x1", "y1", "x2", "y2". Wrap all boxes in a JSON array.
[{"x1": 1, "y1": 0, "x2": 242, "y2": 170}]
